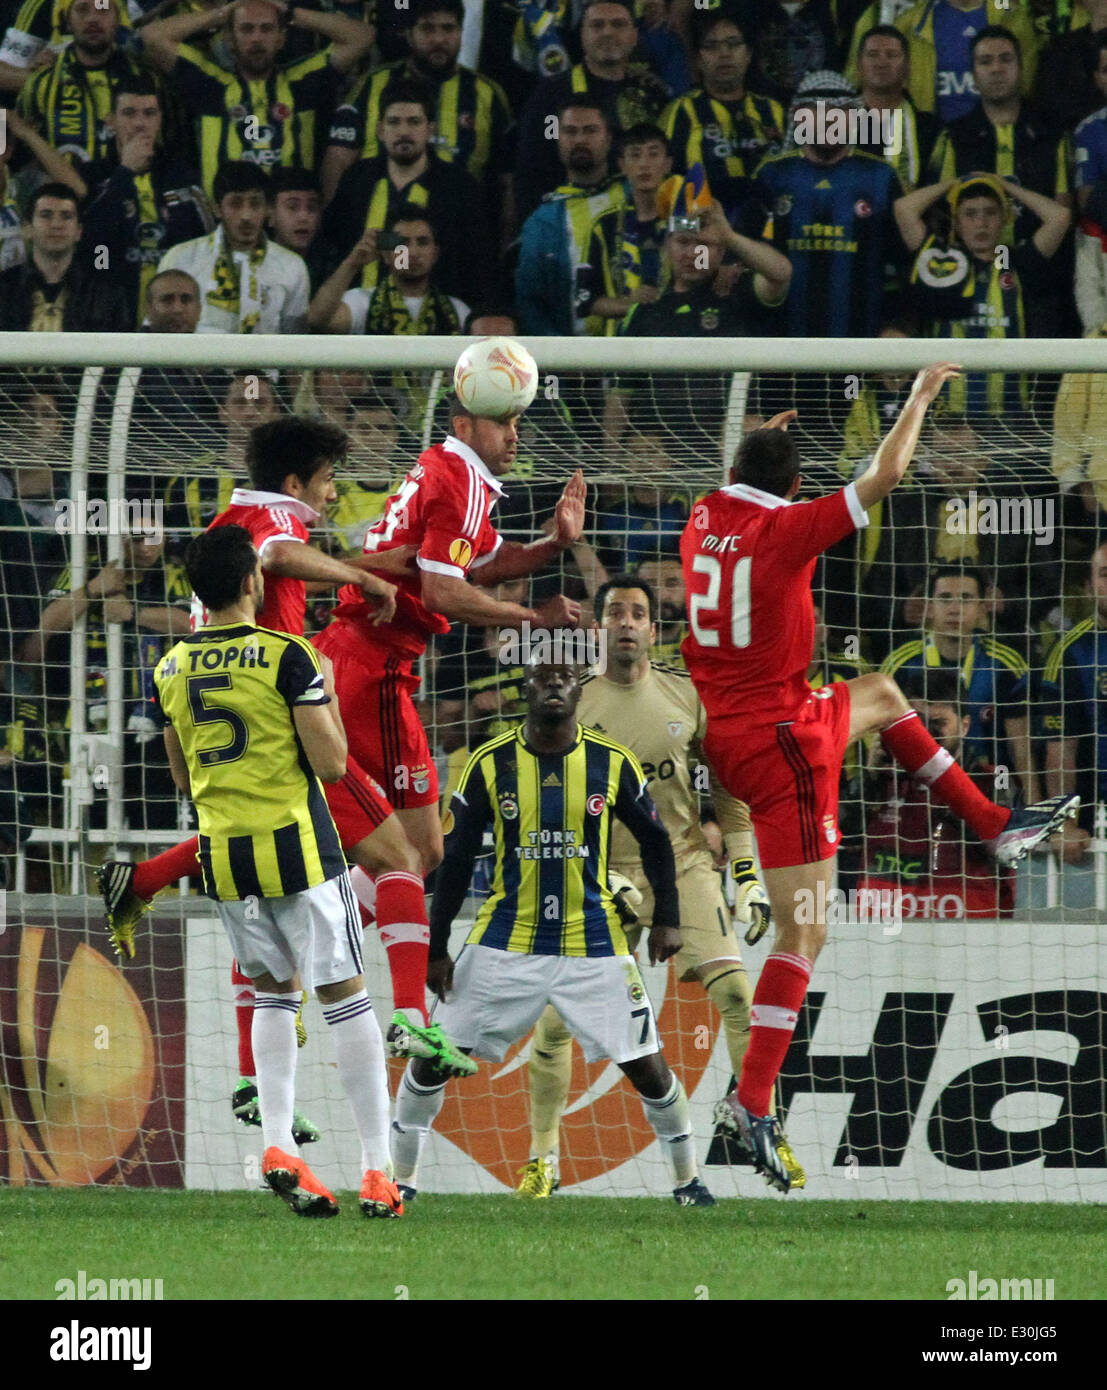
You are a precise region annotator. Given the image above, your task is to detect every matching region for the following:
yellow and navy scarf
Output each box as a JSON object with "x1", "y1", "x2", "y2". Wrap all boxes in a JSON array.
[
  {"x1": 364, "y1": 274, "x2": 461, "y2": 336},
  {"x1": 207, "y1": 229, "x2": 266, "y2": 332}
]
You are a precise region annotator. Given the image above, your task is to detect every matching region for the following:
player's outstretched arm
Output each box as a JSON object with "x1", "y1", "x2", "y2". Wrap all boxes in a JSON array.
[
  {"x1": 264, "y1": 539, "x2": 397, "y2": 623},
  {"x1": 853, "y1": 363, "x2": 961, "y2": 511},
  {"x1": 467, "y1": 470, "x2": 587, "y2": 587},
  {"x1": 421, "y1": 570, "x2": 580, "y2": 629}
]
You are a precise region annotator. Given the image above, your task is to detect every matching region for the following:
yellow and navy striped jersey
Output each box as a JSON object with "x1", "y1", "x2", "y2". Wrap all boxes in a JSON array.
[
  {"x1": 881, "y1": 632, "x2": 1029, "y2": 754},
  {"x1": 661, "y1": 88, "x2": 782, "y2": 218},
  {"x1": 18, "y1": 45, "x2": 149, "y2": 165},
  {"x1": 431, "y1": 723, "x2": 679, "y2": 957},
  {"x1": 328, "y1": 59, "x2": 513, "y2": 185},
  {"x1": 170, "y1": 44, "x2": 341, "y2": 196},
  {"x1": 909, "y1": 235, "x2": 1048, "y2": 415},
  {"x1": 153, "y1": 621, "x2": 345, "y2": 901}
]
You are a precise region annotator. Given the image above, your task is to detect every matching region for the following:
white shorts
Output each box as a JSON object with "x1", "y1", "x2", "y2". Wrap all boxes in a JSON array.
[
  {"x1": 432, "y1": 944, "x2": 659, "y2": 1064},
  {"x1": 216, "y1": 873, "x2": 363, "y2": 990}
]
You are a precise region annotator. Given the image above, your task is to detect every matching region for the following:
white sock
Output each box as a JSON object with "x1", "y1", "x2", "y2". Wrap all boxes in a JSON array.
[
  {"x1": 641, "y1": 1077, "x2": 697, "y2": 1186},
  {"x1": 391, "y1": 1063, "x2": 448, "y2": 1185},
  {"x1": 321, "y1": 990, "x2": 391, "y2": 1173},
  {"x1": 252, "y1": 991, "x2": 300, "y2": 1154},
  {"x1": 349, "y1": 865, "x2": 377, "y2": 916}
]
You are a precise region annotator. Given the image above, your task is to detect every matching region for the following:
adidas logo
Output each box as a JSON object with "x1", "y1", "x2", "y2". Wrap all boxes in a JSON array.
[
  {"x1": 542, "y1": 772, "x2": 561, "y2": 787},
  {"x1": 815, "y1": 178, "x2": 831, "y2": 189}
]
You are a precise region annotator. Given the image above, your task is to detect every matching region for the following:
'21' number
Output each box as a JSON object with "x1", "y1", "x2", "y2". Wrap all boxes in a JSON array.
[{"x1": 688, "y1": 554, "x2": 751, "y2": 648}]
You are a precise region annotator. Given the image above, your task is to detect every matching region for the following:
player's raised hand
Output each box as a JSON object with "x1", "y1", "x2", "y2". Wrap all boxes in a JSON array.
[
  {"x1": 648, "y1": 924, "x2": 683, "y2": 964},
  {"x1": 764, "y1": 409, "x2": 798, "y2": 431},
  {"x1": 551, "y1": 469, "x2": 586, "y2": 548},
  {"x1": 427, "y1": 954, "x2": 455, "y2": 1001},
  {"x1": 358, "y1": 573, "x2": 397, "y2": 624},
  {"x1": 910, "y1": 362, "x2": 961, "y2": 407},
  {"x1": 533, "y1": 593, "x2": 581, "y2": 628}
]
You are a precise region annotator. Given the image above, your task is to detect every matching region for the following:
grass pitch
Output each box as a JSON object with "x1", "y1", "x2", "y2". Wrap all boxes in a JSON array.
[{"x1": 2, "y1": 1189, "x2": 1103, "y2": 1301}]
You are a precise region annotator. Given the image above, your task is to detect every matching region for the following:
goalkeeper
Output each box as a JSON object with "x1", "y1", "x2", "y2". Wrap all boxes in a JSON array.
[{"x1": 517, "y1": 575, "x2": 804, "y2": 1199}]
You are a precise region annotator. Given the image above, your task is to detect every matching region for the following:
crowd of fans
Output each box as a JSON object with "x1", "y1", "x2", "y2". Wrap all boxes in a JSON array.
[{"x1": 1, "y1": 0, "x2": 1107, "y2": 909}]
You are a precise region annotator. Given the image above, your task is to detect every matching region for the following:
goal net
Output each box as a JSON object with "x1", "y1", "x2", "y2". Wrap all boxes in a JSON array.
[{"x1": 0, "y1": 333, "x2": 1104, "y2": 1203}]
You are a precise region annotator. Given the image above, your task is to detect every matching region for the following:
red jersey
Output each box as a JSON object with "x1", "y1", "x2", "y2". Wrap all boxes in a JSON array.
[
  {"x1": 680, "y1": 481, "x2": 867, "y2": 726},
  {"x1": 859, "y1": 766, "x2": 1015, "y2": 919},
  {"x1": 196, "y1": 489, "x2": 318, "y2": 636},
  {"x1": 332, "y1": 436, "x2": 503, "y2": 661}
]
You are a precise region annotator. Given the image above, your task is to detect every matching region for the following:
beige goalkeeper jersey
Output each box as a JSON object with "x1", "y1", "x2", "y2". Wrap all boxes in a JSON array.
[{"x1": 578, "y1": 662, "x2": 710, "y2": 868}]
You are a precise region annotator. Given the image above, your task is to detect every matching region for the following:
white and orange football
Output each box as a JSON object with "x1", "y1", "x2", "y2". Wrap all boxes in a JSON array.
[{"x1": 453, "y1": 336, "x2": 539, "y2": 420}]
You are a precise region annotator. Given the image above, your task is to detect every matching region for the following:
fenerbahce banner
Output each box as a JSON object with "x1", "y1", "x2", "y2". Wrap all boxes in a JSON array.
[
  {"x1": 182, "y1": 916, "x2": 1107, "y2": 1202},
  {"x1": 0, "y1": 907, "x2": 186, "y2": 1187}
]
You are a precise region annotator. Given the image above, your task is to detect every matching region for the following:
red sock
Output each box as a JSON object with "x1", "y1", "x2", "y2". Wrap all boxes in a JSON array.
[
  {"x1": 132, "y1": 837, "x2": 202, "y2": 900},
  {"x1": 738, "y1": 953, "x2": 812, "y2": 1117},
  {"x1": 375, "y1": 869, "x2": 430, "y2": 1024},
  {"x1": 880, "y1": 710, "x2": 1010, "y2": 841},
  {"x1": 231, "y1": 962, "x2": 256, "y2": 1078}
]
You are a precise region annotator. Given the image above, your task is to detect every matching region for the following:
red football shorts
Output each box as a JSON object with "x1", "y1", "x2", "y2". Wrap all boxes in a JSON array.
[
  {"x1": 312, "y1": 623, "x2": 439, "y2": 811},
  {"x1": 705, "y1": 682, "x2": 852, "y2": 870},
  {"x1": 325, "y1": 758, "x2": 393, "y2": 849}
]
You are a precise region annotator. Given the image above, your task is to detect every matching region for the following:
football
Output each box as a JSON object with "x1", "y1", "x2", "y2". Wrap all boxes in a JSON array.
[{"x1": 453, "y1": 336, "x2": 539, "y2": 420}]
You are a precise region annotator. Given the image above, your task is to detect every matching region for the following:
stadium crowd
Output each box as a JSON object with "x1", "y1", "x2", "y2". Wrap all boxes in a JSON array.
[{"x1": 1, "y1": 0, "x2": 1106, "y2": 911}]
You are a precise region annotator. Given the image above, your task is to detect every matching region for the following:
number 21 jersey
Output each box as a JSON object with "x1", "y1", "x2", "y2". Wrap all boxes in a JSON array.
[{"x1": 679, "y1": 481, "x2": 868, "y2": 726}]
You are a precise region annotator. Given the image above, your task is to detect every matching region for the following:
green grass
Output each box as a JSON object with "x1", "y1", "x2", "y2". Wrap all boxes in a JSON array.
[{"x1": 1, "y1": 1190, "x2": 1103, "y2": 1300}]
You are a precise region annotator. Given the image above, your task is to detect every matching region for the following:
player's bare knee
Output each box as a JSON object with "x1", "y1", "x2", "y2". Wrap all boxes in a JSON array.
[
  {"x1": 315, "y1": 974, "x2": 364, "y2": 1005},
  {"x1": 421, "y1": 836, "x2": 444, "y2": 875},
  {"x1": 620, "y1": 1052, "x2": 672, "y2": 1100}
]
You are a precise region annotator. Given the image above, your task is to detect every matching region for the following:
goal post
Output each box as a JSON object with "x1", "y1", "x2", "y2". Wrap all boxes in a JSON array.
[{"x1": 0, "y1": 332, "x2": 1105, "y2": 1201}]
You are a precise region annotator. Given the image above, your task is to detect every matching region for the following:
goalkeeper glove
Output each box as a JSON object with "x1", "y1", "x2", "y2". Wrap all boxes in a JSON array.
[
  {"x1": 608, "y1": 869, "x2": 644, "y2": 927},
  {"x1": 731, "y1": 858, "x2": 771, "y2": 945}
]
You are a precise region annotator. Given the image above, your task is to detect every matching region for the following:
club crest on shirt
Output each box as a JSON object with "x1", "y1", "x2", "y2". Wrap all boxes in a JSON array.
[
  {"x1": 700, "y1": 307, "x2": 720, "y2": 330},
  {"x1": 775, "y1": 194, "x2": 792, "y2": 216},
  {"x1": 824, "y1": 814, "x2": 837, "y2": 844},
  {"x1": 449, "y1": 538, "x2": 473, "y2": 568},
  {"x1": 412, "y1": 765, "x2": 430, "y2": 795},
  {"x1": 499, "y1": 794, "x2": 518, "y2": 820},
  {"x1": 628, "y1": 981, "x2": 646, "y2": 1004},
  {"x1": 668, "y1": 721, "x2": 683, "y2": 736}
]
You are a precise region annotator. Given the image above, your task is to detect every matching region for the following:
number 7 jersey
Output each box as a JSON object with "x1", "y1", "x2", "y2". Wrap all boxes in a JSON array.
[{"x1": 679, "y1": 481, "x2": 869, "y2": 726}]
